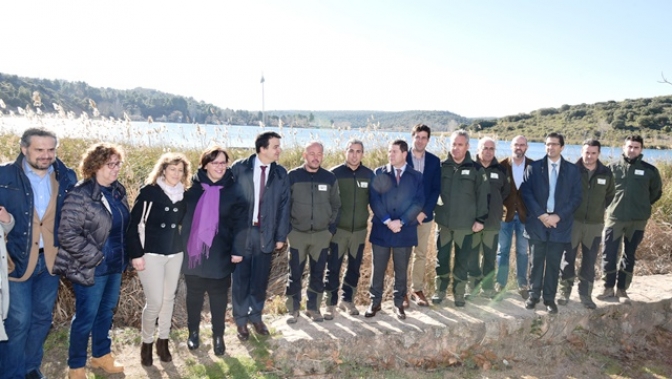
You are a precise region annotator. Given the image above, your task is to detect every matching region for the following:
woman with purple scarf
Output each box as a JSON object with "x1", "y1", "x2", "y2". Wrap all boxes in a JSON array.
[{"x1": 181, "y1": 146, "x2": 248, "y2": 356}]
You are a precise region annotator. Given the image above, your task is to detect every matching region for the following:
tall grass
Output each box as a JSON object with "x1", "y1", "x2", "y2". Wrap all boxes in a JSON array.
[{"x1": 1, "y1": 113, "x2": 671, "y2": 327}]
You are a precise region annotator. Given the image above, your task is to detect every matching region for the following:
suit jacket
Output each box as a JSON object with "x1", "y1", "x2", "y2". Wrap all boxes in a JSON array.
[
  {"x1": 520, "y1": 156, "x2": 582, "y2": 243},
  {"x1": 501, "y1": 156, "x2": 534, "y2": 223},
  {"x1": 406, "y1": 150, "x2": 441, "y2": 222},
  {"x1": 369, "y1": 164, "x2": 424, "y2": 247}
]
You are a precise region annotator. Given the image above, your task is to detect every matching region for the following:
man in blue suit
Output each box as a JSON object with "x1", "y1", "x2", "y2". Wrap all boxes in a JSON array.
[
  {"x1": 520, "y1": 132, "x2": 582, "y2": 314},
  {"x1": 367, "y1": 139, "x2": 424, "y2": 320}
]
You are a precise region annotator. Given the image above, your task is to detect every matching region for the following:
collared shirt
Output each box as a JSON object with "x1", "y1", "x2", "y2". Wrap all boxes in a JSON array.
[
  {"x1": 547, "y1": 157, "x2": 561, "y2": 180},
  {"x1": 393, "y1": 163, "x2": 407, "y2": 178},
  {"x1": 512, "y1": 158, "x2": 526, "y2": 189},
  {"x1": 23, "y1": 160, "x2": 54, "y2": 248},
  {"x1": 411, "y1": 149, "x2": 425, "y2": 174},
  {"x1": 252, "y1": 156, "x2": 269, "y2": 225}
]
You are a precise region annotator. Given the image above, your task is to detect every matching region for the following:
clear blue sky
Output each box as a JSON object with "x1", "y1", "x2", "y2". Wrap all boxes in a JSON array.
[{"x1": 2, "y1": 0, "x2": 672, "y2": 118}]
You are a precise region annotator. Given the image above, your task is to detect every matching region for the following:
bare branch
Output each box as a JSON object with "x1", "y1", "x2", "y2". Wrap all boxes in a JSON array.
[{"x1": 659, "y1": 72, "x2": 672, "y2": 86}]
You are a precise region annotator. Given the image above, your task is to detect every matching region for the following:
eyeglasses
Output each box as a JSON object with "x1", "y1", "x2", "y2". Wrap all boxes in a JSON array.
[
  {"x1": 210, "y1": 161, "x2": 228, "y2": 167},
  {"x1": 106, "y1": 161, "x2": 123, "y2": 169}
]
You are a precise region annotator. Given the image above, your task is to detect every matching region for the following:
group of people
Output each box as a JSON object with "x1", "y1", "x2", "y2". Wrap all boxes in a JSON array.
[{"x1": 0, "y1": 124, "x2": 662, "y2": 379}]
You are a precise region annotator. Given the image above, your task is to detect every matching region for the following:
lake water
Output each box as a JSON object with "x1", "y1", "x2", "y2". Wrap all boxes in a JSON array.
[{"x1": 1, "y1": 116, "x2": 670, "y2": 163}]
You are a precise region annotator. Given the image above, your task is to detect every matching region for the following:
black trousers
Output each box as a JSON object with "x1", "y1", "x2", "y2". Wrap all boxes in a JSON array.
[
  {"x1": 602, "y1": 227, "x2": 644, "y2": 290},
  {"x1": 185, "y1": 274, "x2": 230, "y2": 337},
  {"x1": 560, "y1": 235, "x2": 600, "y2": 296},
  {"x1": 528, "y1": 239, "x2": 569, "y2": 302}
]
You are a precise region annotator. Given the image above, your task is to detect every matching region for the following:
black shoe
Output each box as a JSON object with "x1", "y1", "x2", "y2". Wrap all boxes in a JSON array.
[
  {"x1": 187, "y1": 330, "x2": 199, "y2": 350},
  {"x1": 252, "y1": 321, "x2": 270, "y2": 336},
  {"x1": 237, "y1": 324, "x2": 250, "y2": 341},
  {"x1": 156, "y1": 338, "x2": 172, "y2": 363},
  {"x1": 213, "y1": 335, "x2": 225, "y2": 356},
  {"x1": 25, "y1": 369, "x2": 46, "y2": 379},
  {"x1": 544, "y1": 300, "x2": 558, "y2": 314},
  {"x1": 525, "y1": 297, "x2": 539, "y2": 310},
  {"x1": 580, "y1": 295, "x2": 597, "y2": 309},
  {"x1": 395, "y1": 306, "x2": 406, "y2": 320},
  {"x1": 141, "y1": 342, "x2": 153, "y2": 366},
  {"x1": 364, "y1": 303, "x2": 381, "y2": 318}
]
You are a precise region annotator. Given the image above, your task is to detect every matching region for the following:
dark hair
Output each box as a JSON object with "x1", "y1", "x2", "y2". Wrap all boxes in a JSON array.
[
  {"x1": 199, "y1": 146, "x2": 229, "y2": 168},
  {"x1": 255, "y1": 131, "x2": 282, "y2": 153},
  {"x1": 582, "y1": 138, "x2": 601, "y2": 152},
  {"x1": 412, "y1": 123, "x2": 431, "y2": 138},
  {"x1": 625, "y1": 134, "x2": 645, "y2": 148},
  {"x1": 391, "y1": 139, "x2": 409, "y2": 153},
  {"x1": 20, "y1": 127, "x2": 58, "y2": 148},
  {"x1": 546, "y1": 132, "x2": 565, "y2": 147},
  {"x1": 79, "y1": 142, "x2": 125, "y2": 180}
]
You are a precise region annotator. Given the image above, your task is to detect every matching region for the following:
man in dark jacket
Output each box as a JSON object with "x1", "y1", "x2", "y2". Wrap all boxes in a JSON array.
[
  {"x1": 286, "y1": 141, "x2": 341, "y2": 323},
  {"x1": 469, "y1": 137, "x2": 510, "y2": 298},
  {"x1": 366, "y1": 139, "x2": 424, "y2": 320},
  {"x1": 324, "y1": 139, "x2": 373, "y2": 318},
  {"x1": 432, "y1": 130, "x2": 489, "y2": 307},
  {"x1": 496, "y1": 135, "x2": 534, "y2": 299},
  {"x1": 521, "y1": 132, "x2": 582, "y2": 314},
  {"x1": 598, "y1": 135, "x2": 662, "y2": 300},
  {"x1": 230, "y1": 132, "x2": 290, "y2": 340},
  {"x1": 405, "y1": 124, "x2": 441, "y2": 307},
  {"x1": 558, "y1": 139, "x2": 614, "y2": 309},
  {"x1": 0, "y1": 128, "x2": 77, "y2": 379}
]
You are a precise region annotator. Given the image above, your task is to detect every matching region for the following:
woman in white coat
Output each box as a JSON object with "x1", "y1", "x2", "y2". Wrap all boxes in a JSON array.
[{"x1": 0, "y1": 205, "x2": 16, "y2": 341}]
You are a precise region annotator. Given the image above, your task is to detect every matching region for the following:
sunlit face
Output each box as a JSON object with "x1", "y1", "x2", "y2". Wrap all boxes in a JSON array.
[
  {"x1": 581, "y1": 145, "x2": 599, "y2": 169},
  {"x1": 412, "y1": 131, "x2": 430, "y2": 153},
  {"x1": 545, "y1": 137, "x2": 564, "y2": 161},
  {"x1": 623, "y1": 140, "x2": 643, "y2": 160},
  {"x1": 511, "y1": 136, "x2": 528, "y2": 159},
  {"x1": 303, "y1": 143, "x2": 324, "y2": 172},
  {"x1": 259, "y1": 137, "x2": 282, "y2": 164},
  {"x1": 21, "y1": 136, "x2": 57, "y2": 174},
  {"x1": 478, "y1": 140, "x2": 496, "y2": 166},
  {"x1": 205, "y1": 152, "x2": 228, "y2": 182},
  {"x1": 96, "y1": 154, "x2": 122, "y2": 187},
  {"x1": 388, "y1": 143, "x2": 407, "y2": 168},
  {"x1": 163, "y1": 162, "x2": 184, "y2": 187},
  {"x1": 451, "y1": 135, "x2": 469, "y2": 163},
  {"x1": 345, "y1": 143, "x2": 363, "y2": 169}
]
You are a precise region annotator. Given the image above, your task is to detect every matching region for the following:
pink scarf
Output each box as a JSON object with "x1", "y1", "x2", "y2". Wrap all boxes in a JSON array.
[{"x1": 186, "y1": 183, "x2": 223, "y2": 268}]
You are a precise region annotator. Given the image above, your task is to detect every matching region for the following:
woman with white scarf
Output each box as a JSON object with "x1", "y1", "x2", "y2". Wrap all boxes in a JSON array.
[
  {"x1": 0, "y1": 206, "x2": 15, "y2": 341},
  {"x1": 127, "y1": 153, "x2": 191, "y2": 366}
]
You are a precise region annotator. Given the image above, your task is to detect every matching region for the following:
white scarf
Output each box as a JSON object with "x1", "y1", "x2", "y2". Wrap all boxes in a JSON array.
[{"x1": 157, "y1": 176, "x2": 185, "y2": 203}]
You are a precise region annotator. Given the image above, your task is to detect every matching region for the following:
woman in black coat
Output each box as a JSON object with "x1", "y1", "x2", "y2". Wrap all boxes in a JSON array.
[
  {"x1": 182, "y1": 146, "x2": 248, "y2": 356},
  {"x1": 127, "y1": 152, "x2": 191, "y2": 366}
]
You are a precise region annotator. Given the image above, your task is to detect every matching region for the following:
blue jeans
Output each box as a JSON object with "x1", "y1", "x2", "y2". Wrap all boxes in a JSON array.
[
  {"x1": 0, "y1": 254, "x2": 60, "y2": 379},
  {"x1": 496, "y1": 214, "x2": 529, "y2": 288},
  {"x1": 68, "y1": 273, "x2": 122, "y2": 369}
]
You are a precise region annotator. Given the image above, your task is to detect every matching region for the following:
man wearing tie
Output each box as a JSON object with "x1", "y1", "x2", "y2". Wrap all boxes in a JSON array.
[
  {"x1": 366, "y1": 139, "x2": 424, "y2": 320},
  {"x1": 230, "y1": 131, "x2": 290, "y2": 340},
  {"x1": 520, "y1": 132, "x2": 582, "y2": 314}
]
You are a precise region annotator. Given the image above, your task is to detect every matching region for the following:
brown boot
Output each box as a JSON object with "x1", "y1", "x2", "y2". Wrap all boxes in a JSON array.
[
  {"x1": 90, "y1": 353, "x2": 124, "y2": 374},
  {"x1": 68, "y1": 368, "x2": 86, "y2": 379},
  {"x1": 156, "y1": 338, "x2": 172, "y2": 362},
  {"x1": 141, "y1": 342, "x2": 153, "y2": 366}
]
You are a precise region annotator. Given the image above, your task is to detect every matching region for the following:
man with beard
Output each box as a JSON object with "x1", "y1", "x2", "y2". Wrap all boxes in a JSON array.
[
  {"x1": 0, "y1": 128, "x2": 77, "y2": 379},
  {"x1": 286, "y1": 142, "x2": 341, "y2": 323}
]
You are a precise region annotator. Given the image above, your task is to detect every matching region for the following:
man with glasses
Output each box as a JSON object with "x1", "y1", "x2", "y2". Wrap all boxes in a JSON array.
[{"x1": 520, "y1": 132, "x2": 581, "y2": 314}]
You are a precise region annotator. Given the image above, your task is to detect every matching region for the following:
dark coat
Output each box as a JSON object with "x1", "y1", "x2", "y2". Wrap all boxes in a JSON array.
[
  {"x1": 501, "y1": 156, "x2": 534, "y2": 223},
  {"x1": 181, "y1": 169, "x2": 248, "y2": 279},
  {"x1": 0, "y1": 153, "x2": 77, "y2": 279},
  {"x1": 369, "y1": 164, "x2": 424, "y2": 247},
  {"x1": 520, "y1": 156, "x2": 582, "y2": 243},
  {"x1": 230, "y1": 154, "x2": 290, "y2": 255},
  {"x1": 53, "y1": 179, "x2": 129, "y2": 286},
  {"x1": 127, "y1": 184, "x2": 187, "y2": 259},
  {"x1": 406, "y1": 150, "x2": 441, "y2": 222}
]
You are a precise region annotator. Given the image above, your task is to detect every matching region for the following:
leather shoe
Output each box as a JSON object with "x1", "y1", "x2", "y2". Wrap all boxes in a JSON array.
[
  {"x1": 187, "y1": 330, "x2": 199, "y2": 350},
  {"x1": 525, "y1": 297, "x2": 539, "y2": 310},
  {"x1": 411, "y1": 291, "x2": 429, "y2": 307},
  {"x1": 252, "y1": 321, "x2": 270, "y2": 336},
  {"x1": 25, "y1": 369, "x2": 47, "y2": 379},
  {"x1": 364, "y1": 303, "x2": 381, "y2": 318},
  {"x1": 402, "y1": 294, "x2": 410, "y2": 308},
  {"x1": 544, "y1": 300, "x2": 558, "y2": 314},
  {"x1": 395, "y1": 305, "x2": 406, "y2": 320},
  {"x1": 237, "y1": 324, "x2": 250, "y2": 341},
  {"x1": 213, "y1": 335, "x2": 225, "y2": 356}
]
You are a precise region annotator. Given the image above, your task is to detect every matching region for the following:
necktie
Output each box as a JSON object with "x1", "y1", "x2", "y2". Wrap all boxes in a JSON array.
[
  {"x1": 258, "y1": 166, "x2": 267, "y2": 225},
  {"x1": 547, "y1": 163, "x2": 557, "y2": 212},
  {"x1": 396, "y1": 168, "x2": 401, "y2": 184}
]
